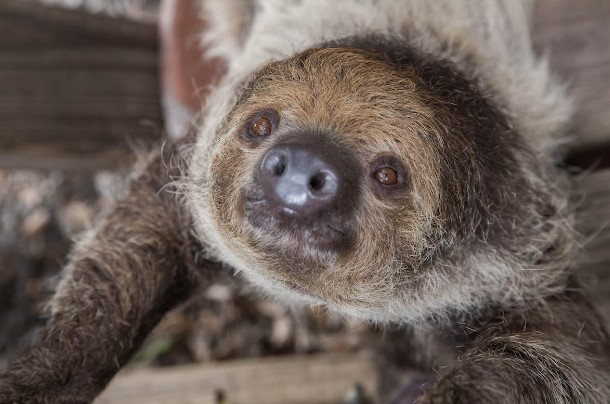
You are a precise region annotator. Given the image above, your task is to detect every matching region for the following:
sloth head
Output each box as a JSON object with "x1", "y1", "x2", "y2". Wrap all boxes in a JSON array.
[{"x1": 188, "y1": 39, "x2": 569, "y2": 323}]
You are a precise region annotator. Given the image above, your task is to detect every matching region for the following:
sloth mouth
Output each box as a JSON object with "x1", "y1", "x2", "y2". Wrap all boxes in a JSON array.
[{"x1": 243, "y1": 188, "x2": 354, "y2": 251}]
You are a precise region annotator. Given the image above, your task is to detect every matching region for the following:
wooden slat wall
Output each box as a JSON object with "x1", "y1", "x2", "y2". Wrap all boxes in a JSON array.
[
  {"x1": 574, "y1": 169, "x2": 610, "y2": 323},
  {"x1": 0, "y1": 0, "x2": 609, "y2": 168},
  {"x1": 0, "y1": 1, "x2": 162, "y2": 170}
]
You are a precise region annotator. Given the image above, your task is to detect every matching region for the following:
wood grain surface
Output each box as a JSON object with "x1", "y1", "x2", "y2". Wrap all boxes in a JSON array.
[
  {"x1": 0, "y1": 0, "x2": 161, "y2": 170},
  {"x1": 534, "y1": 0, "x2": 610, "y2": 150},
  {"x1": 96, "y1": 352, "x2": 378, "y2": 404}
]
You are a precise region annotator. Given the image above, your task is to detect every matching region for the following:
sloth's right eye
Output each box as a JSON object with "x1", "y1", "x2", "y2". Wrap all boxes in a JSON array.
[
  {"x1": 370, "y1": 155, "x2": 409, "y2": 196},
  {"x1": 373, "y1": 167, "x2": 398, "y2": 185}
]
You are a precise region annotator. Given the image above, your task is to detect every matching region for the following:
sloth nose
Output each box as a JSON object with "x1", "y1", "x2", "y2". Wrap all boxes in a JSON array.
[{"x1": 259, "y1": 139, "x2": 351, "y2": 216}]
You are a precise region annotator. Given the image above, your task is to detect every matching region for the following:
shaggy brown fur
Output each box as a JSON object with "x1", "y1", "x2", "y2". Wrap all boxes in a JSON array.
[
  {"x1": 376, "y1": 288, "x2": 610, "y2": 403},
  {"x1": 418, "y1": 288, "x2": 610, "y2": 403},
  {"x1": 1, "y1": 39, "x2": 609, "y2": 404},
  {"x1": 0, "y1": 134, "x2": 218, "y2": 403}
]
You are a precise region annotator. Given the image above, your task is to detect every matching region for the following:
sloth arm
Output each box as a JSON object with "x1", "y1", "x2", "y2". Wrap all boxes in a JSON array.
[
  {"x1": 0, "y1": 139, "x2": 210, "y2": 403},
  {"x1": 419, "y1": 290, "x2": 610, "y2": 404}
]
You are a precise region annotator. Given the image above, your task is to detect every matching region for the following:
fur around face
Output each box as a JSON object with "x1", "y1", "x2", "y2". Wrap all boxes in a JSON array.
[
  {"x1": 184, "y1": 2, "x2": 609, "y2": 400},
  {"x1": 190, "y1": 0, "x2": 574, "y2": 324}
]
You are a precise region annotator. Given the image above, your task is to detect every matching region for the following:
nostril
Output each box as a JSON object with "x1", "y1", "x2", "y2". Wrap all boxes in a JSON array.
[
  {"x1": 309, "y1": 173, "x2": 326, "y2": 192},
  {"x1": 272, "y1": 154, "x2": 286, "y2": 176},
  {"x1": 263, "y1": 152, "x2": 287, "y2": 177}
]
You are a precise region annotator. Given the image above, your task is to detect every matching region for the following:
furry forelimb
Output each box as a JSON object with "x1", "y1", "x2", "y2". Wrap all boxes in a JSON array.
[
  {"x1": 419, "y1": 291, "x2": 610, "y2": 403},
  {"x1": 0, "y1": 140, "x2": 206, "y2": 403}
]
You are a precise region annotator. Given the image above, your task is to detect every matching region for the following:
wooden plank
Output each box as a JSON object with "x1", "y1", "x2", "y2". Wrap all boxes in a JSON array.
[
  {"x1": 534, "y1": 0, "x2": 610, "y2": 150},
  {"x1": 95, "y1": 352, "x2": 377, "y2": 404},
  {"x1": 0, "y1": 0, "x2": 162, "y2": 170},
  {"x1": 0, "y1": 0, "x2": 157, "y2": 49}
]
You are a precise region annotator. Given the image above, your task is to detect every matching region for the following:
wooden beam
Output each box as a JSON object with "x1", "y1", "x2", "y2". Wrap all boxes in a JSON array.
[
  {"x1": 95, "y1": 352, "x2": 378, "y2": 404},
  {"x1": 0, "y1": 1, "x2": 162, "y2": 170}
]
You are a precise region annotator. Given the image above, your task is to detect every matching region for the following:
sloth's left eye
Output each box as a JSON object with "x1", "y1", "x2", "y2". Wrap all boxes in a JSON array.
[{"x1": 370, "y1": 155, "x2": 409, "y2": 195}]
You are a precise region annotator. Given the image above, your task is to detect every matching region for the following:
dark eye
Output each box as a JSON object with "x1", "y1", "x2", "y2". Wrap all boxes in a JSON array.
[
  {"x1": 373, "y1": 167, "x2": 398, "y2": 185},
  {"x1": 246, "y1": 109, "x2": 278, "y2": 141},
  {"x1": 370, "y1": 155, "x2": 409, "y2": 195},
  {"x1": 250, "y1": 116, "x2": 272, "y2": 137}
]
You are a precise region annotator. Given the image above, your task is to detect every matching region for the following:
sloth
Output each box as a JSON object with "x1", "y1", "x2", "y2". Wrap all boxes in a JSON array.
[{"x1": 2, "y1": 0, "x2": 610, "y2": 403}]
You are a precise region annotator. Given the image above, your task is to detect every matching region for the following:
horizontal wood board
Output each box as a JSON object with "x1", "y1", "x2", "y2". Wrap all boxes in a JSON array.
[
  {"x1": 96, "y1": 352, "x2": 378, "y2": 404},
  {"x1": 0, "y1": 0, "x2": 162, "y2": 169}
]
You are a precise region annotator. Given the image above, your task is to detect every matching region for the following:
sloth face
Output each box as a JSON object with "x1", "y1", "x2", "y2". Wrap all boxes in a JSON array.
[{"x1": 192, "y1": 42, "x2": 545, "y2": 321}]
